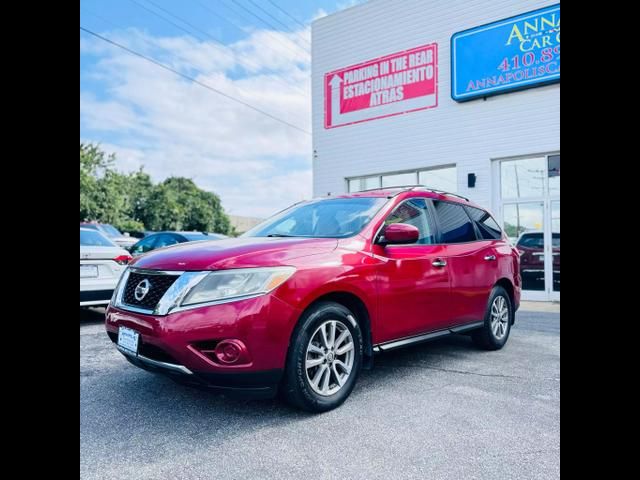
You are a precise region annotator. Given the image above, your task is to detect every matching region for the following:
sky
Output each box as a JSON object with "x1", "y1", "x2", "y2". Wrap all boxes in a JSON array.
[{"x1": 80, "y1": 0, "x2": 365, "y2": 219}]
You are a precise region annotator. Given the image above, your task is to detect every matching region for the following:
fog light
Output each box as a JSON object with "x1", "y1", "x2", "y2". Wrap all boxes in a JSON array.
[{"x1": 214, "y1": 340, "x2": 245, "y2": 364}]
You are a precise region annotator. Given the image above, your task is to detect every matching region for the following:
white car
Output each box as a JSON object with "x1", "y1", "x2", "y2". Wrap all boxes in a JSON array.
[
  {"x1": 80, "y1": 222, "x2": 138, "y2": 249},
  {"x1": 80, "y1": 228, "x2": 132, "y2": 307}
]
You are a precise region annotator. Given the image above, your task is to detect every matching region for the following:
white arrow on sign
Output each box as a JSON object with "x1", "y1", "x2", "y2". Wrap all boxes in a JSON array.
[{"x1": 329, "y1": 74, "x2": 343, "y2": 127}]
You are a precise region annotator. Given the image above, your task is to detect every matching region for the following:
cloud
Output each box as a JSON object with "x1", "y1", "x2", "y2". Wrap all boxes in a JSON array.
[
  {"x1": 80, "y1": 25, "x2": 312, "y2": 219},
  {"x1": 338, "y1": 0, "x2": 367, "y2": 9}
]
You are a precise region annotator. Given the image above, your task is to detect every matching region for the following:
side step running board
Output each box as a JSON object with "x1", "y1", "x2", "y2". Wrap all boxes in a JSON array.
[{"x1": 373, "y1": 321, "x2": 484, "y2": 353}]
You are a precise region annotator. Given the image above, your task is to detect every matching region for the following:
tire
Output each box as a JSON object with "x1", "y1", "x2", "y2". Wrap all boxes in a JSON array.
[
  {"x1": 472, "y1": 286, "x2": 513, "y2": 351},
  {"x1": 281, "y1": 301, "x2": 363, "y2": 412}
]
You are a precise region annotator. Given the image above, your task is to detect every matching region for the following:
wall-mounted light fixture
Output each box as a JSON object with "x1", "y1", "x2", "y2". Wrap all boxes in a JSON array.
[{"x1": 467, "y1": 173, "x2": 476, "y2": 188}]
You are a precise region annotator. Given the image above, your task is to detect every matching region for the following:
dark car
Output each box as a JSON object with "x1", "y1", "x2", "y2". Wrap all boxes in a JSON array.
[
  {"x1": 107, "y1": 187, "x2": 521, "y2": 412},
  {"x1": 129, "y1": 231, "x2": 227, "y2": 256},
  {"x1": 516, "y1": 231, "x2": 560, "y2": 291}
]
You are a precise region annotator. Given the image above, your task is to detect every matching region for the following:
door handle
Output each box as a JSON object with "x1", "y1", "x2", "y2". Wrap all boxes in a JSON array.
[
  {"x1": 432, "y1": 259, "x2": 447, "y2": 268},
  {"x1": 484, "y1": 255, "x2": 496, "y2": 261}
]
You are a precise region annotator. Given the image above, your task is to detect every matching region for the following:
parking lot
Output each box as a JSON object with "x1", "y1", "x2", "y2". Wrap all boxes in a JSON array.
[{"x1": 80, "y1": 307, "x2": 559, "y2": 480}]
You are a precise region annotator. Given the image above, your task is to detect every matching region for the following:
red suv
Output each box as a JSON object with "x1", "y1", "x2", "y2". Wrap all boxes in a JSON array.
[{"x1": 106, "y1": 187, "x2": 521, "y2": 412}]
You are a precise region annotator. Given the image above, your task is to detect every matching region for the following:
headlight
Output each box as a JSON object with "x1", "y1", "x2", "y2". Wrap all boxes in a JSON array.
[
  {"x1": 112, "y1": 266, "x2": 296, "y2": 315},
  {"x1": 177, "y1": 266, "x2": 295, "y2": 310}
]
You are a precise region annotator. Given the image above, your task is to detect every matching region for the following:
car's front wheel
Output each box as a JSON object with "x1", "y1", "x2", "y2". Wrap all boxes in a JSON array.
[
  {"x1": 472, "y1": 286, "x2": 513, "y2": 350},
  {"x1": 281, "y1": 301, "x2": 363, "y2": 412}
]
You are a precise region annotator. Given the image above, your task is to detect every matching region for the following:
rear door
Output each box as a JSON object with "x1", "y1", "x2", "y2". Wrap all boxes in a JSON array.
[{"x1": 430, "y1": 200, "x2": 499, "y2": 325}]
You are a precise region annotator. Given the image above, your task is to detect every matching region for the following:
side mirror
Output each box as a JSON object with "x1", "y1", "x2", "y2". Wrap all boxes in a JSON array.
[{"x1": 380, "y1": 223, "x2": 419, "y2": 245}]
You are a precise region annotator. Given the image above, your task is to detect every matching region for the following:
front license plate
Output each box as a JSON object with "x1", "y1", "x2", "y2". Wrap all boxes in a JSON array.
[
  {"x1": 80, "y1": 265, "x2": 99, "y2": 278},
  {"x1": 117, "y1": 327, "x2": 139, "y2": 355}
]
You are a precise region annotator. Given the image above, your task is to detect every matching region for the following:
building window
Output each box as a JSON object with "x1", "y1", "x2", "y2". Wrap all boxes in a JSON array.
[
  {"x1": 347, "y1": 165, "x2": 457, "y2": 193},
  {"x1": 348, "y1": 175, "x2": 380, "y2": 192},
  {"x1": 382, "y1": 172, "x2": 417, "y2": 187},
  {"x1": 500, "y1": 157, "x2": 546, "y2": 199},
  {"x1": 418, "y1": 166, "x2": 457, "y2": 192}
]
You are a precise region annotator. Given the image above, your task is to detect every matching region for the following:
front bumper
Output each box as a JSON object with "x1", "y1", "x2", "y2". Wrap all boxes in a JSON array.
[{"x1": 105, "y1": 293, "x2": 301, "y2": 398}]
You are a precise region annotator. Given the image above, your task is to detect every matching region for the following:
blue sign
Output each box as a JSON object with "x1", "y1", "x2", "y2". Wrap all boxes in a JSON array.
[{"x1": 451, "y1": 4, "x2": 560, "y2": 102}]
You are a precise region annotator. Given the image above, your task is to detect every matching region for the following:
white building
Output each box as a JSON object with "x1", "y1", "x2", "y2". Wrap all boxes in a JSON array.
[{"x1": 311, "y1": 0, "x2": 560, "y2": 301}]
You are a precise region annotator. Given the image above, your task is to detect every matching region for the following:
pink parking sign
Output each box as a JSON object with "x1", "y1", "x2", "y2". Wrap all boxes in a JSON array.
[{"x1": 324, "y1": 43, "x2": 438, "y2": 129}]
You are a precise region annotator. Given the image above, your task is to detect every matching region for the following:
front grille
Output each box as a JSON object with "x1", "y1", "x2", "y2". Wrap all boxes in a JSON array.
[{"x1": 122, "y1": 271, "x2": 179, "y2": 311}]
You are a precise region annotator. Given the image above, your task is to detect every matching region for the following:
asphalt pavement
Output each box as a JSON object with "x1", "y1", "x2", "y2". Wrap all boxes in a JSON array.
[{"x1": 80, "y1": 307, "x2": 559, "y2": 480}]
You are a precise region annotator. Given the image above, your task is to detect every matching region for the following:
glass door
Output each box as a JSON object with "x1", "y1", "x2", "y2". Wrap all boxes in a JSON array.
[
  {"x1": 496, "y1": 154, "x2": 560, "y2": 301},
  {"x1": 503, "y1": 202, "x2": 546, "y2": 299},
  {"x1": 549, "y1": 200, "x2": 560, "y2": 300}
]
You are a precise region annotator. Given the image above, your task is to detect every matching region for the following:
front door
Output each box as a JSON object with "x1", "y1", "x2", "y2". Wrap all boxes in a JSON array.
[{"x1": 372, "y1": 198, "x2": 452, "y2": 342}]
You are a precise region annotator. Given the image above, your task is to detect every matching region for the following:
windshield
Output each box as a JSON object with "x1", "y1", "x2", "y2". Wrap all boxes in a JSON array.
[
  {"x1": 99, "y1": 224, "x2": 122, "y2": 237},
  {"x1": 244, "y1": 197, "x2": 387, "y2": 238},
  {"x1": 80, "y1": 229, "x2": 116, "y2": 247}
]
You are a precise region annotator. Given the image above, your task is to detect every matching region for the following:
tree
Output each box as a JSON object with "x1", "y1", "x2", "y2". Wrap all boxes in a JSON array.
[
  {"x1": 140, "y1": 177, "x2": 231, "y2": 233},
  {"x1": 80, "y1": 143, "x2": 113, "y2": 222},
  {"x1": 80, "y1": 143, "x2": 233, "y2": 235}
]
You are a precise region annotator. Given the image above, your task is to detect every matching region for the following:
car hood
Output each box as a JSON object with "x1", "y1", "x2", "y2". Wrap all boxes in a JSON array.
[{"x1": 130, "y1": 236, "x2": 338, "y2": 271}]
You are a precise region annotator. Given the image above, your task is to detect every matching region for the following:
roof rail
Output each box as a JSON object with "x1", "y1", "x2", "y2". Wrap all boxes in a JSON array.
[
  {"x1": 357, "y1": 184, "x2": 422, "y2": 193},
  {"x1": 355, "y1": 184, "x2": 470, "y2": 202},
  {"x1": 416, "y1": 187, "x2": 470, "y2": 202}
]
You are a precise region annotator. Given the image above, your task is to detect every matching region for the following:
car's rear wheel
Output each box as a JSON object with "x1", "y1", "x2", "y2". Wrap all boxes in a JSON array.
[
  {"x1": 281, "y1": 301, "x2": 363, "y2": 412},
  {"x1": 472, "y1": 286, "x2": 513, "y2": 350}
]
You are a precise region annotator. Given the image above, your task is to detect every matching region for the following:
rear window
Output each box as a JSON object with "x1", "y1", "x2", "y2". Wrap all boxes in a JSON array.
[
  {"x1": 432, "y1": 201, "x2": 477, "y2": 243},
  {"x1": 517, "y1": 233, "x2": 560, "y2": 248},
  {"x1": 80, "y1": 229, "x2": 115, "y2": 247},
  {"x1": 517, "y1": 233, "x2": 543, "y2": 248},
  {"x1": 465, "y1": 206, "x2": 502, "y2": 240},
  {"x1": 99, "y1": 224, "x2": 122, "y2": 237}
]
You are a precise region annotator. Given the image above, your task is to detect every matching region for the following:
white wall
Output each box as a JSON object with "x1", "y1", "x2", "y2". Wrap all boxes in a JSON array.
[{"x1": 311, "y1": 0, "x2": 560, "y2": 211}]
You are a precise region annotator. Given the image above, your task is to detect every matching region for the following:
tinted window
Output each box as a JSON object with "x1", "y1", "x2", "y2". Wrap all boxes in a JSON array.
[
  {"x1": 384, "y1": 198, "x2": 435, "y2": 244},
  {"x1": 433, "y1": 201, "x2": 477, "y2": 243},
  {"x1": 245, "y1": 197, "x2": 387, "y2": 238},
  {"x1": 466, "y1": 206, "x2": 502, "y2": 240},
  {"x1": 153, "y1": 234, "x2": 180, "y2": 248},
  {"x1": 517, "y1": 233, "x2": 543, "y2": 248},
  {"x1": 181, "y1": 233, "x2": 214, "y2": 241},
  {"x1": 80, "y1": 229, "x2": 115, "y2": 247},
  {"x1": 516, "y1": 233, "x2": 559, "y2": 249},
  {"x1": 130, "y1": 236, "x2": 157, "y2": 255}
]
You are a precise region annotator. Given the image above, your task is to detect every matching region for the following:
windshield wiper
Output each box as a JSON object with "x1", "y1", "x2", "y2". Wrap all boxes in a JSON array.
[{"x1": 266, "y1": 234, "x2": 298, "y2": 237}]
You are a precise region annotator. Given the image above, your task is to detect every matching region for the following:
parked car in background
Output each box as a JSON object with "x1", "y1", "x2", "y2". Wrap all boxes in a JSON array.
[
  {"x1": 128, "y1": 231, "x2": 154, "y2": 239},
  {"x1": 515, "y1": 230, "x2": 560, "y2": 291},
  {"x1": 80, "y1": 228, "x2": 132, "y2": 307},
  {"x1": 80, "y1": 222, "x2": 138, "y2": 249},
  {"x1": 107, "y1": 187, "x2": 520, "y2": 412},
  {"x1": 129, "y1": 231, "x2": 227, "y2": 256}
]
